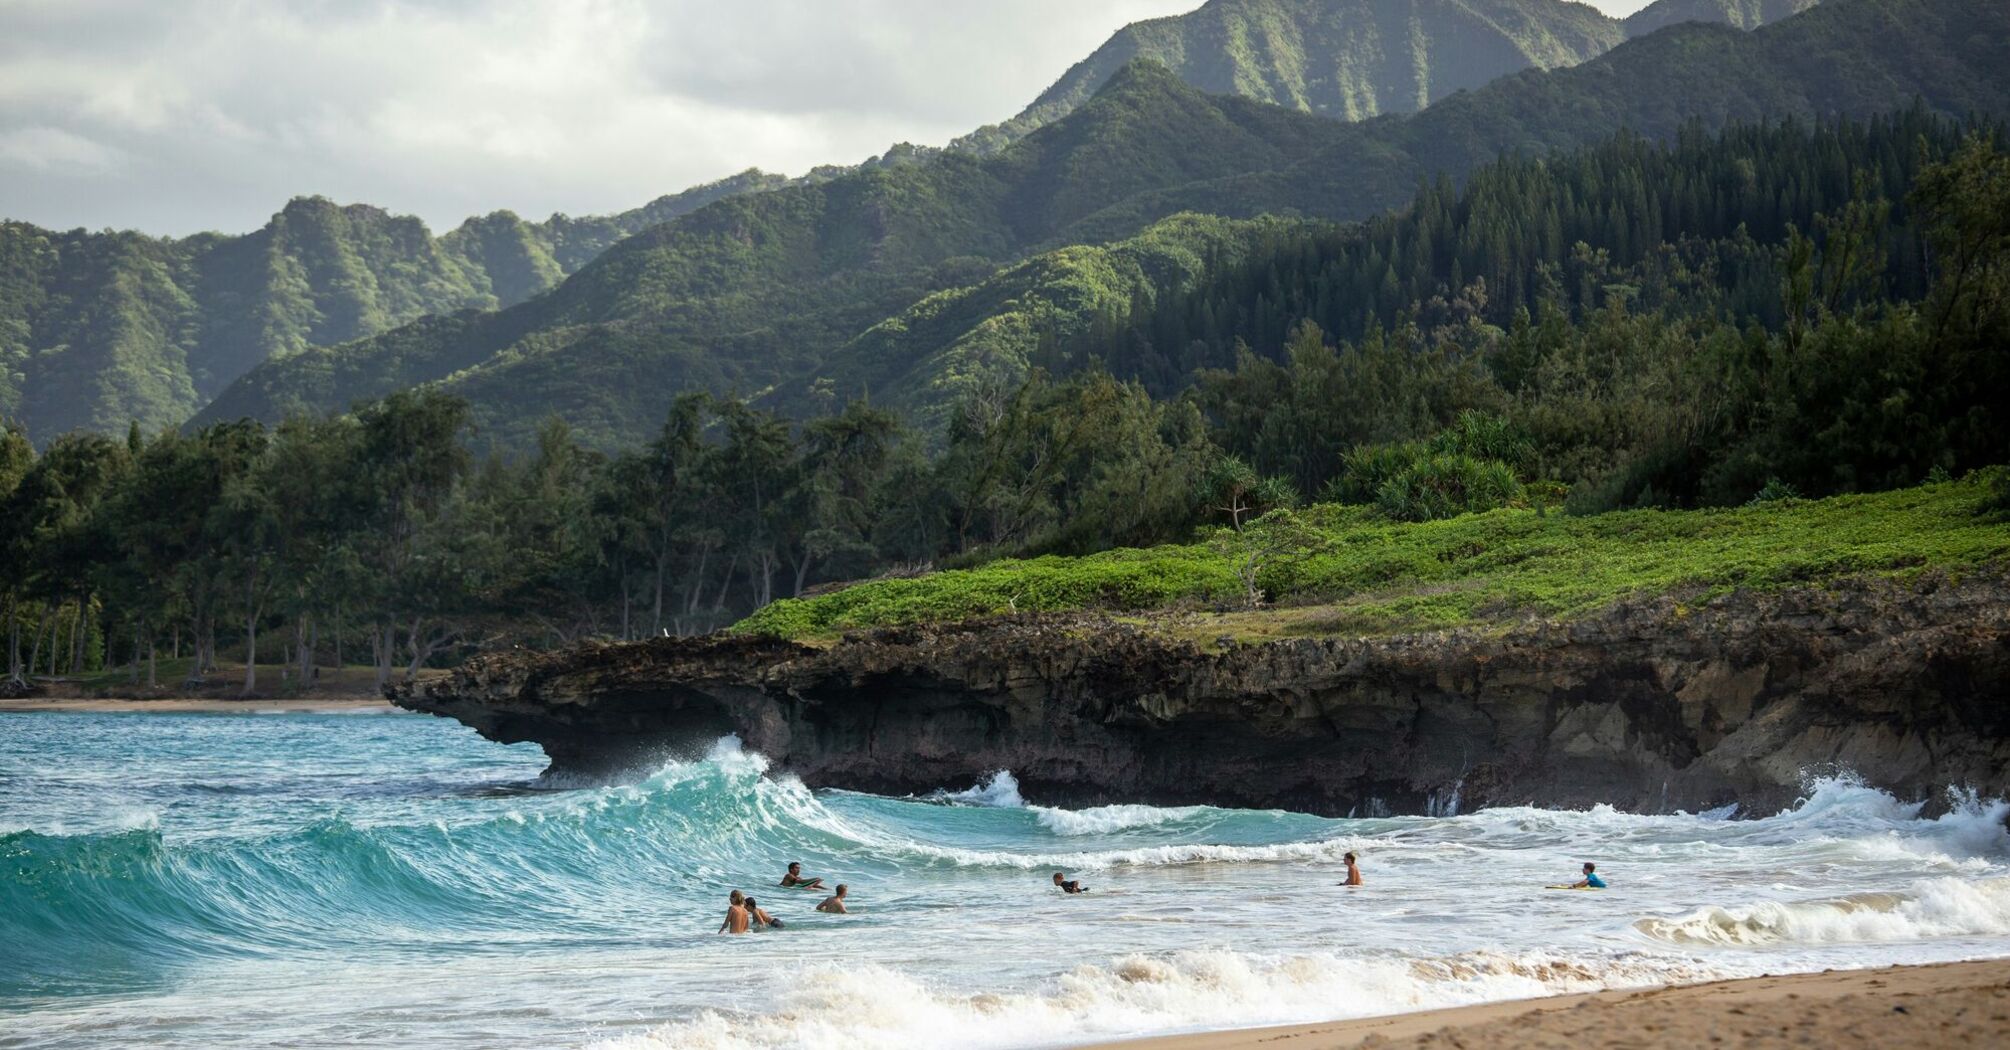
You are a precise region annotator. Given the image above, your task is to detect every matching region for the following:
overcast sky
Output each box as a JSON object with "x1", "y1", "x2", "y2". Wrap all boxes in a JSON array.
[{"x1": 0, "y1": 0, "x2": 1652, "y2": 237}]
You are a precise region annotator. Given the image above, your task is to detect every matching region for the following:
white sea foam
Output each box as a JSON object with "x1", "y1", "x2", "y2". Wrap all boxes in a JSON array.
[
  {"x1": 1030, "y1": 803, "x2": 1218, "y2": 836},
  {"x1": 586, "y1": 948, "x2": 1737, "y2": 1050},
  {"x1": 1636, "y1": 876, "x2": 2010, "y2": 947},
  {"x1": 935, "y1": 770, "x2": 1027, "y2": 808}
]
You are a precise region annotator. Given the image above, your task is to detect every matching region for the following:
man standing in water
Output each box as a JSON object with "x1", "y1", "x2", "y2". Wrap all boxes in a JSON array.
[
  {"x1": 780, "y1": 862, "x2": 826, "y2": 890},
  {"x1": 1339, "y1": 852, "x2": 1363, "y2": 886},
  {"x1": 1572, "y1": 862, "x2": 1607, "y2": 889},
  {"x1": 718, "y1": 890, "x2": 750, "y2": 934},
  {"x1": 817, "y1": 884, "x2": 850, "y2": 914}
]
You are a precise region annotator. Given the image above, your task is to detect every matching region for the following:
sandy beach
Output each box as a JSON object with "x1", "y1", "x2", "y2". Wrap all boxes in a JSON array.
[
  {"x1": 0, "y1": 697, "x2": 396, "y2": 714},
  {"x1": 1085, "y1": 959, "x2": 2010, "y2": 1050}
]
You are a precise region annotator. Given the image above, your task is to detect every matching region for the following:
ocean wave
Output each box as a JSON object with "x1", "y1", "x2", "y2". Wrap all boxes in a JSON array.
[
  {"x1": 1030, "y1": 803, "x2": 1221, "y2": 837},
  {"x1": 585, "y1": 947, "x2": 1733, "y2": 1050},
  {"x1": 930, "y1": 770, "x2": 1027, "y2": 808},
  {"x1": 1635, "y1": 876, "x2": 2010, "y2": 947}
]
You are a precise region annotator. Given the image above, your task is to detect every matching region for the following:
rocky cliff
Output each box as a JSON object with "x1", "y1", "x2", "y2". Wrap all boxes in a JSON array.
[{"x1": 394, "y1": 572, "x2": 2010, "y2": 816}]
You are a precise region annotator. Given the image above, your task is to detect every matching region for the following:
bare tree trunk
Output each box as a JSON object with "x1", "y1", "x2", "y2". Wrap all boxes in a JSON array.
[
  {"x1": 296, "y1": 616, "x2": 314, "y2": 685},
  {"x1": 53, "y1": 602, "x2": 71, "y2": 676},
  {"x1": 70, "y1": 596, "x2": 87, "y2": 675},
  {"x1": 28, "y1": 609, "x2": 49, "y2": 679},
  {"x1": 242, "y1": 594, "x2": 258, "y2": 697},
  {"x1": 371, "y1": 623, "x2": 388, "y2": 691},
  {"x1": 652, "y1": 553, "x2": 668, "y2": 636},
  {"x1": 147, "y1": 638, "x2": 158, "y2": 691},
  {"x1": 6, "y1": 598, "x2": 22, "y2": 685},
  {"x1": 710, "y1": 553, "x2": 740, "y2": 614},
  {"x1": 129, "y1": 623, "x2": 142, "y2": 684}
]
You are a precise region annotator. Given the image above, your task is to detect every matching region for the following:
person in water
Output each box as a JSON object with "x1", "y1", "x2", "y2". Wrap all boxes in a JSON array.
[
  {"x1": 817, "y1": 884, "x2": 850, "y2": 914},
  {"x1": 718, "y1": 890, "x2": 750, "y2": 935},
  {"x1": 780, "y1": 862, "x2": 825, "y2": 890},
  {"x1": 744, "y1": 896, "x2": 783, "y2": 929},
  {"x1": 1572, "y1": 862, "x2": 1607, "y2": 889},
  {"x1": 1339, "y1": 851, "x2": 1363, "y2": 886},
  {"x1": 1052, "y1": 872, "x2": 1089, "y2": 894}
]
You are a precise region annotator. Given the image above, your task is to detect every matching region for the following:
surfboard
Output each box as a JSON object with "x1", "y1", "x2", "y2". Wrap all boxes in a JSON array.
[{"x1": 1545, "y1": 884, "x2": 1604, "y2": 890}]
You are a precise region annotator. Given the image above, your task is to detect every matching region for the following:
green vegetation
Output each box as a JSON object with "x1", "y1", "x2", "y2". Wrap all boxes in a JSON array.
[
  {"x1": 0, "y1": 170, "x2": 788, "y2": 441},
  {"x1": 734, "y1": 476, "x2": 2010, "y2": 640},
  {"x1": 7, "y1": 115, "x2": 2007, "y2": 686},
  {"x1": 1623, "y1": 0, "x2": 1820, "y2": 36},
  {"x1": 954, "y1": 0, "x2": 1740, "y2": 154},
  {"x1": 197, "y1": 0, "x2": 2010, "y2": 450}
]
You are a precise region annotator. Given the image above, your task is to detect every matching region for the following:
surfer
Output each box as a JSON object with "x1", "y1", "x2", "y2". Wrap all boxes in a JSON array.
[
  {"x1": 1571, "y1": 862, "x2": 1607, "y2": 889},
  {"x1": 1052, "y1": 872, "x2": 1089, "y2": 894},
  {"x1": 1339, "y1": 851, "x2": 1363, "y2": 886},
  {"x1": 817, "y1": 885, "x2": 850, "y2": 914},
  {"x1": 780, "y1": 862, "x2": 826, "y2": 890},
  {"x1": 744, "y1": 896, "x2": 783, "y2": 929},
  {"x1": 718, "y1": 890, "x2": 750, "y2": 934}
]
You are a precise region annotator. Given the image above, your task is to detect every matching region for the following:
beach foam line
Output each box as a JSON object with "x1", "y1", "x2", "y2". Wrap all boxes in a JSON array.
[
  {"x1": 584, "y1": 947, "x2": 1742, "y2": 1050},
  {"x1": 1634, "y1": 876, "x2": 2010, "y2": 947}
]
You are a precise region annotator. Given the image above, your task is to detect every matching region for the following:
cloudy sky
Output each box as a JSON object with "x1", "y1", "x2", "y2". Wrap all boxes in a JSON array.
[{"x1": 0, "y1": 0, "x2": 1650, "y2": 237}]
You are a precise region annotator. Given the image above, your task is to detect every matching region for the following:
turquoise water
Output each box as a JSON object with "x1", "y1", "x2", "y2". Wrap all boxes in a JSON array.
[{"x1": 3, "y1": 710, "x2": 2008, "y2": 1049}]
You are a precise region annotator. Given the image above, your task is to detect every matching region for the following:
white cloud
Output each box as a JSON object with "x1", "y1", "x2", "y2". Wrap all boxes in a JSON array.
[
  {"x1": 0, "y1": 125, "x2": 129, "y2": 172},
  {"x1": 0, "y1": 0, "x2": 1202, "y2": 235}
]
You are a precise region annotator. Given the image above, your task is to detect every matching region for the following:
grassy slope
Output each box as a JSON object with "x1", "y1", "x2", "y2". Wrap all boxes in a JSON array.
[{"x1": 733, "y1": 476, "x2": 2010, "y2": 641}]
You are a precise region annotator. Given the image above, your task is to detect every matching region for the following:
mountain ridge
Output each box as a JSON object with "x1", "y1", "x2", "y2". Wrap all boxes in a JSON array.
[
  {"x1": 198, "y1": 0, "x2": 2010, "y2": 449},
  {"x1": 950, "y1": 0, "x2": 1824, "y2": 154}
]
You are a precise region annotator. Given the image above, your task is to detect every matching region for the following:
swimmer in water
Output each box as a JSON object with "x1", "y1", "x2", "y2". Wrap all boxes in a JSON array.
[
  {"x1": 718, "y1": 890, "x2": 750, "y2": 935},
  {"x1": 780, "y1": 862, "x2": 826, "y2": 890},
  {"x1": 1052, "y1": 872, "x2": 1089, "y2": 894},
  {"x1": 1571, "y1": 862, "x2": 1607, "y2": 889},
  {"x1": 1339, "y1": 851, "x2": 1363, "y2": 886},
  {"x1": 744, "y1": 896, "x2": 783, "y2": 929},
  {"x1": 817, "y1": 884, "x2": 850, "y2": 914}
]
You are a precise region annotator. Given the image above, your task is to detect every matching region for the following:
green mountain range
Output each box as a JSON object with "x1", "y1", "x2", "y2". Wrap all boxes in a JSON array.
[
  {"x1": 2, "y1": 0, "x2": 1845, "y2": 444},
  {"x1": 192, "y1": 0, "x2": 2010, "y2": 449},
  {"x1": 949, "y1": 0, "x2": 1824, "y2": 153},
  {"x1": 0, "y1": 169, "x2": 792, "y2": 439}
]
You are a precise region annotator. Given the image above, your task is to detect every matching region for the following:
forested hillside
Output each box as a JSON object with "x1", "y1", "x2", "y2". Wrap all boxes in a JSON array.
[
  {"x1": 9, "y1": 114, "x2": 2006, "y2": 692},
  {"x1": 198, "y1": 0, "x2": 2010, "y2": 450},
  {"x1": 197, "y1": 63, "x2": 1359, "y2": 444},
  {"x1": 950, "y1": 0, "x2": 1826, "y2": 154},
  {"x1": 1622, "y1": 0, "x2": 1818, "y2": 35},
  {"x1": 951, "y1": 0, "x2": 1625, "y2": 153},
  {"x1": 0, "y1": 170, "x2": 789, "y2": 440},
  {"x1": 0, "y1": 0, "x2": 1854, "y2": 443}
]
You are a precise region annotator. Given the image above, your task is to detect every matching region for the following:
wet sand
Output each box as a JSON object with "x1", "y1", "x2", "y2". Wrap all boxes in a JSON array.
[
  {"x1": 0, "y1": 697, "x2": 396, "y2": 714},
  {"x1": 1086, "y1": 958, "x2": 2010, "y2": 1050}
]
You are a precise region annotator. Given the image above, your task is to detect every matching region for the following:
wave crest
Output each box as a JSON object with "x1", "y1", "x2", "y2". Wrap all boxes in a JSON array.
[{"x1": 1635, "y1": 876, "x2": 2010, "y2": 946}]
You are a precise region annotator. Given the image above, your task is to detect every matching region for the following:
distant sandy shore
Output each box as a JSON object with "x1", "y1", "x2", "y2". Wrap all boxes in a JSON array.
[
  {"x1": 0, "y1": 697, "x2": 396, "y2": 714},
  {"x1": 1085, "y1": 959, "x2": 2010, "y2": 1050}
]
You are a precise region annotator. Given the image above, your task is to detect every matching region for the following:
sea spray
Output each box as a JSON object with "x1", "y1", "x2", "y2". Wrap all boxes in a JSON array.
[{"x1": 4, "y1": 716, "x2": 2008, "y2": 1049}]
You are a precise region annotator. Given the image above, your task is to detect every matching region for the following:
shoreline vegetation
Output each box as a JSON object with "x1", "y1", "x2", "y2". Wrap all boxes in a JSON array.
[
  {"x1": 735, "y1": 474, "x2": 2010, "y2": 642},
  {"x1": 6, "y1": 118, "x2": 2008, "y2": 697},
  {"x1": 1083, "y1": 959, "x2": 2010, "y2": 1050}
]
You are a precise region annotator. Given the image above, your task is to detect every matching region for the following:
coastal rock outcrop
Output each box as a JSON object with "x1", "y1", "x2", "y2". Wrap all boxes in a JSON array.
[{"x1": 394, "y1": 573, "x2": 2010, "y2": 815}]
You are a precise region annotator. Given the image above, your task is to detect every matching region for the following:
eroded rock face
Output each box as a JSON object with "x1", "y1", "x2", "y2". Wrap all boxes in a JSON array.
[{"x1": 394, "y1": 574, "x2": 2010, "y2": 816}]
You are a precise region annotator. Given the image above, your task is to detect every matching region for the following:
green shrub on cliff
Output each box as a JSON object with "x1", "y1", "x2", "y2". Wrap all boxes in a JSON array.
[{"x1": 733, "y1": 474, "x2": 2010, "y2": 639}]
